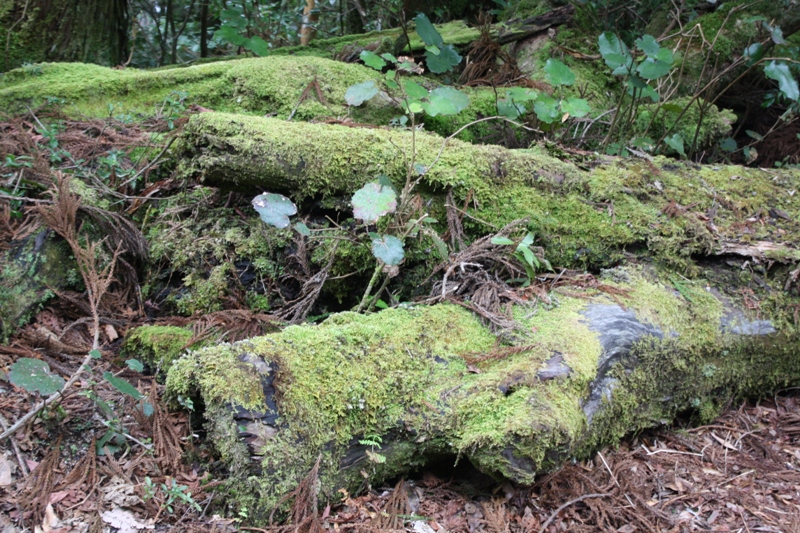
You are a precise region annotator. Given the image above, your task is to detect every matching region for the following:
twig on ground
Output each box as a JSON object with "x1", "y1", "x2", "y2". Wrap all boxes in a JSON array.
[
  {"x1": 537, "y1": 493, "x2": 609, "y2": 533},
  {"x1": 0, "y1": 412, "x2": 29, "y2": 476}
]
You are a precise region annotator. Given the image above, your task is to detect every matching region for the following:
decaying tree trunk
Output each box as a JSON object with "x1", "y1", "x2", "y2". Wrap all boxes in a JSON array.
[{"x1": 166, "y1": 112, "x2": 800, "y2": 518}]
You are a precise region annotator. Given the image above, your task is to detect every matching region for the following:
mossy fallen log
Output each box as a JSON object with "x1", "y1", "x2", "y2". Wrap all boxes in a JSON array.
[
  {"x1": 165, "y1": 268, "x2": 800, "y2": 518},
  {"x1": 164, "y1": 112, "x2": 800, "y2": 517},
  {"x1": 0, "y1": 56, "x2": 502, "y2": 142},
  {"x1": 176, "y1": 112, "x2": 800, "y2": 270}
]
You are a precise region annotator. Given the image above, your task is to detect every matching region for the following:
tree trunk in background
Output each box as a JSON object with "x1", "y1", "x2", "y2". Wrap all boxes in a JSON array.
[
  {"x1": 300, "y1": 0, "x2": 317, "y2": 45},
  {"x1": 200, "y1": 0, "x2": 209, "y2": 58},
  {"x1": 0, "y1": 0, "x2": 129, "y2": 73}
]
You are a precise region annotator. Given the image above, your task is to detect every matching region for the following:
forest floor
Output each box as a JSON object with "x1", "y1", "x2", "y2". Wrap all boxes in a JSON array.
[
  {"x1": 2, "y1": 318, "x2": 800, "y2": 533},
  {"x1": 3, "y1": 107, "x2": 800, "y2": 533}
]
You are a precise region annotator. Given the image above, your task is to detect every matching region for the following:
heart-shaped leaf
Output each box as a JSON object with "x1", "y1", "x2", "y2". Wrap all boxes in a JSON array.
[
  {"x1": 371, "y1": 235, "x2": 404, "y2": 265},
  {"x1": 637, "y1": 58, "x2": 671, "y2": 80},
  {"x1": 403, "y1": 80, "x2": 428, "y2": 100},
  {"x1": 599, "y1": 32, "x2": 631, "y2": 70},
  {"x1": 635, "y1": 34, "x2": 660, "y2": 58},
  {"x1": 422, "y1": 87, "x2": 469, "y2": 116},
  {"x1": 252, "y1": 192, "x2": 297, "y2": 228},
  {"x1": 294, "y1": 222, "x2": 311, "y2": 236},
  {"x1": 9, "y1": 358, "x2": 65, "y2": 396},
  {"x1": 126, "y1": 359, "x2": 144, "y2": 372},
  {"x1": 506, "y1": 87, "x2": 539, "y2": 102},
  {"x1": 664, "y1": 133, "x2": 686, "y2": 157},
  {"x1": 544, "y1": 59, "x2": 575, "y2": 86},
  {"x1": 345, "y1": 81, "x2": 378, "y2": 106},
  {"x1": 561, "y1": 97, "x2": 590, "y2": 118},
  {"x1": 214, "y1": 25, "x2": 247, "y2": 46},
  {"x1": 719, "y1": 137, "x2": 737, "y2": 152},
  {"x1": 497, "y1": 98, "x2": 526, "y2": 119},
  {"x1": 533, "y1": 94, "x2": 560, "y2": 123},
  {"x1": 352, "y1": 181, "x2": 397, "y2": 223},
  {"x1": 743, "y1": 43, "x2": 764, "y2": 66},
  {"x1": 245, "y1": 36, "x2": 271, "y2": 57}
]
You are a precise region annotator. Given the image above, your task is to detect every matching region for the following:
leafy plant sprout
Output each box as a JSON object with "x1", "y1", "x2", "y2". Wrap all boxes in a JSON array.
[{"x1": 253, "y1": 14, "x2": 559, "y2": 314}]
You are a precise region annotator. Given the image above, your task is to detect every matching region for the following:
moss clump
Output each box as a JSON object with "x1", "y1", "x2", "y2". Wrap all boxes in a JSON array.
[
  {"x1": 120, "y1": 325, "x2": 194, "y2": 375},
  {"x1": 142, "y1": 186, "x2": 294, "y2": 316}
]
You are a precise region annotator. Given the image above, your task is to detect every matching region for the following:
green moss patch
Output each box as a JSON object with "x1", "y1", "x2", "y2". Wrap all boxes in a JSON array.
[{"x1": 120, "y1": 325, "x2": 194, "y2": 374}]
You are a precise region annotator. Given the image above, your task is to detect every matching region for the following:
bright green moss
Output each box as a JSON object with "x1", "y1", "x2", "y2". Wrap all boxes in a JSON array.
[
  {"x1": 0, "y1": 58, "x2": 387, "y2": 121},
  {"x1": 120, "y1": 325, "x2": 194, "y2": 373},
  {"x1": 176, "y1": 113, "x2": 800, "y2": 276},
  {"x1": 166, "y1": 342, "x2": 268, "y2": 412}
]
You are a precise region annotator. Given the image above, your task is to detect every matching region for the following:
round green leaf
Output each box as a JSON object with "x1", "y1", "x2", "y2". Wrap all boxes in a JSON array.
[
  {"x1": 497, "y1": 99, "x2": 526, "y2": 119},
  {"x1": 561, "y1": 97, "x2": 590, "y2": 118},
  {"x1": 402, "y1": 80, "x2": 428, "y2": 100},
  {"x1": 345, "y1": 81, "x2": 378, "y2": 106},
  {"x1": 506, "y1": 87, "x2": 539, "y2": 102},
  {"x1": 352, "y1": 181, "x2": 397, "y2": 223},
  {"x1": 598, "y1": 32, "x2": 631, "y2": 69},
  {"x1": 656, "y1": 48, "x2": 674, "y2": 64},
  {"x1": 422, "y1": 87, "x2": 469, "y2": 116},
  {"x1": 294, "y1": 222, "x2": 311, "y2": 236},
  {"x1": 635, "y1": 34, "x2": 660, "y2": 58},
  {"x1": 544, "y1": 59, "x2": 575, "y2": 86},
  {"x1": 637, "y1": 58, "x2": 671, "y2": 80},
  {"x1": 9, "y1": 358, "x2": 65, "y2": 396},
  {"x1": 414, "y1": 13, "x2": 443, "y2": 47},
  {"x1": 360, "y1": 50, "x2": 386, "y2": 70},
  {"x1": 371, "y1": 235, "x2": 405, "y2": 266},
  {"x1": 125, "y1": 359, "x2": 144, "y2": 372},
  {"x1": 252, "y1": 192, "x2": 297, "y2": 229},
  {"x1": 770, "y1": 26, "x2": 786, "y2": 45},
  {"x1": 214, "y1": 25, "x2": 247, "y2": 46},
  {"x1": 719, "y1": 137, "x2": 737, "y2": 152},
  {"x1": 245, "y1": 36, "x2": 271, "y2": 57},
  {"x1": 425, "y1": 44, "x2": 462, "y2": 74},
  {"x1": 744, "y1": 43, "x2": 764, "y2": 66},
  {"x1": 533, "y1": 94, "x2": 560, "y2": 123}
]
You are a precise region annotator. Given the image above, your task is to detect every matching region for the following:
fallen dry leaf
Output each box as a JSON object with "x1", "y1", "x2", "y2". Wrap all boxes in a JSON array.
[
  {"x1": 101, "y1": 508, "x2": 154, "y2": 533},
  {"x1": 0, "y1": 455, "x2": 13, "y2": 487}
]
